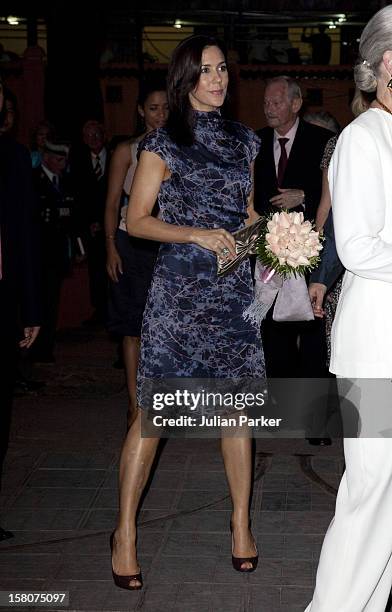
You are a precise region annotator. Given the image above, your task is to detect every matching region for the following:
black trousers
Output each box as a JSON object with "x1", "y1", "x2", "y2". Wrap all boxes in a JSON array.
[
  {"x1": 87, "y1": 232, "x2": 108, "y2": 320},
  {"x1": 0, "y1": 282, "x2": 18, "y2": 485},
  {"x1": 261, "y1": 315, "x2": 328, "y2": 379},
  {"x1": 31, "y1": 265, "x2": 62, "y2": 359}
]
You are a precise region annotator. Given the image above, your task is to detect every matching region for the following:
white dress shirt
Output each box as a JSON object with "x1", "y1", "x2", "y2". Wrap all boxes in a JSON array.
[
  {"x1": 91, "y1": 147, "x2": 107, "y2": 173},
  {"x1": 273, "y1": 117, "x2": 299, "y2": 174}
]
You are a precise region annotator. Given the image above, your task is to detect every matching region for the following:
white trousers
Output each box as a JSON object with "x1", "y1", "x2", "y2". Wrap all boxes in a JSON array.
[{"x1": 305, "y1": 379, "x2": 392, "y2": 612}]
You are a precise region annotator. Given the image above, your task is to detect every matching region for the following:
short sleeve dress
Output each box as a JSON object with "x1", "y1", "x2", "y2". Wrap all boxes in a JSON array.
[{"x1": 137, "y1": 110, "x2": 265, "y2": 411}]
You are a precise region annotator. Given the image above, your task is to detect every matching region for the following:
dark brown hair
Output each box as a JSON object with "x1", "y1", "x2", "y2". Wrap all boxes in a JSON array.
[{"x1": 166, "y1": 34, "x2": 227, "y2": 146}]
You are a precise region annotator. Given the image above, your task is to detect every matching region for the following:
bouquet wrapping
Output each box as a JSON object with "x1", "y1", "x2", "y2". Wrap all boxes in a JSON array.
[{"x1": 244, "y1": 210, "x2": 323, "y2": 324}]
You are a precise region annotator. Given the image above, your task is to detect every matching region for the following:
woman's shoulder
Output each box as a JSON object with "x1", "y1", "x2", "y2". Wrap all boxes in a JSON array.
[
  {"x1": 224, "y1": 119, "x2": 260, "y2": 160},
  {"x1": 224, "y1": 119, "x2": 258, "y2": 139},
  {"x1": 339, "y1": 108, "x2": 390, "y2": 150}
]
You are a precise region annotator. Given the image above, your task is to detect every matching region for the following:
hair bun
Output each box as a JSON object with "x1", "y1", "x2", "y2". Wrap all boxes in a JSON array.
[{"x1": 354, "y1": 61, "x2": 377, "y2": 92}]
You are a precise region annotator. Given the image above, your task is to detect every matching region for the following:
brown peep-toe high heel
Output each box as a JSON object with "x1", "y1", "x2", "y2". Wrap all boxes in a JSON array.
[
  {"x1": 110, "y1": 532, "x2": 143, "y2": 590},
  {"x1": 230, "y1": 521, "x2": 259, "y2": 573}
]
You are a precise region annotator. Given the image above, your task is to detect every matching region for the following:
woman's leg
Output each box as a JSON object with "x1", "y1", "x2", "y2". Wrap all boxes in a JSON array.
[
  {"x1": 112, "y1": 408, "x2": 160, "y2": 587},
  {"x1": 220, "y1": 428, "x2": 257, "y2": 570},
  {"x1": 122, "y1": 336, "x2": 141, "y2": 428}
]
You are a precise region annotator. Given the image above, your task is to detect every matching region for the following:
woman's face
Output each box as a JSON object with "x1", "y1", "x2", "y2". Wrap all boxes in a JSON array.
[
  {"x1": 139, "y1": 91, "x2": 169, "y2": 132},
  {"x1": 189, "y1": 45, "x2": 228, "y2": 112}
]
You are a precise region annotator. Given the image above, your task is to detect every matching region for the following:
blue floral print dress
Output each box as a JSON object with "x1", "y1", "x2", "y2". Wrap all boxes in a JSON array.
[{"x1": 137, "y1": 110, "x2": 265, "y2": 410}]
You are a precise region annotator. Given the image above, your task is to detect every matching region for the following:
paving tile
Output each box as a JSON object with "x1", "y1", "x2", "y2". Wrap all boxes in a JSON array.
[
  {"x1": 258, "y1": 535, "x2": 285, "y2": 559},
  {"x1": 94, "y1": 487, "x2": 178, "y2": 511},
  {"x1": 147, "y1": 554, "x2": 216, "y2": 584},
  {"x1": 44, "y1": 580, "x2": 142, "y2": 611},
  {"x1": 79, "y1": 508, "x2": 117, "y2": 530},
  {"x1": 0, "y1": 579, "x2": 46, "y2": 591},
  {"x1": 283, "y1": 535, "x2": 319, "y2": 561},
  {"x1": 138, "y1": 509, "x2": 173, "y2": 531},
  {"x1": 40, "y1": 452, "x2": 115, "y2": 469},
  {"x1": 253, "y1": 512, "x2": 286, "y2": 535},
  {"x1": 0, "y1": 530, "x2": 80, "y2": 554},
  {"x1": 281, "y1": 559, "x2": 314, "y2": 587},
  {"x1": 161, "y1": 532, "x2": 227, "y2": 557},
  {"x1": 0, "y1": 508, "x2": 86, "y2": 530},
  {"x1": 176, "y1": 490, "x2": 231, "y2": 512},
  {"x1": 268, "y1": 455, "x2": 301, "y2": 474},
  {"x1": 261, "y1": 492, "x2": 287, "y2": 511},
  {"x1": 182, "y1": 470, "x2": 229, "y2": 491},
  {"x1": 246, "y1": 559, "x2": 282, "y2": 586},
  {"x1": 311, "y1": 456, "x2": 344, "y2": 474},
  {"x1": 137, "y1": 583, "x2": 179, "y2": 611},
  {"x1": 26, "y1": 469, "x2": 106, "y2": 488},
  {"x1": 12, "y1": 487, "x2": 97, "y2": 509},
  {"x1": 170, "y1": 510, "x2": 232, "y2": 533},
  {"x1": 283, "y1": 511, "x2": 333, "y2": 535},
  {"x1": 249, "y1": 586, "x2": 281, "y2": 611},
  {"x1": 103, "y1": 469, "x2": 183, "y2": 490},
  {"x1": 0, "y1": 468, "x2": 37, "y2": 496},
  {"x1": 281, "y1": 586, "x2": 313, "y2": 607},
  {"x1": 153, "y1": 453, "x2": 190, "y2": 471},
  {"x1": 286, "y1": 491, "x2": 311, "y2": 511},
  {"x1": 174, "y1": 583, "x2": 244, "y2": 612},
  {"x1": 188, "y1": 453, "x2": 224, "y2": 469},
  {"x1": 0, "y1": 553, "x2": 62, "y2": 580}
]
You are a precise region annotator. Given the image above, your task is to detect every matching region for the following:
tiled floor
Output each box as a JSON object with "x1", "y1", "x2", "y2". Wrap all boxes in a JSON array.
[{"x1": 0, "y1": 329, "x2": 345, "y2": 612}]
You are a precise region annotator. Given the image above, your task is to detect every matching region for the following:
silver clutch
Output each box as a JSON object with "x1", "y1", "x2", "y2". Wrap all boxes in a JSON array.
[{"x1": 217, "y1": 217, "x2": 264, "y2": 277}]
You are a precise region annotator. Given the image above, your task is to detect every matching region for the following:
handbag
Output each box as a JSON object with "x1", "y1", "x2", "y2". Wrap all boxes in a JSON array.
[{"x1": 217, "y1": 217, "x2": 264, "y2": 277}]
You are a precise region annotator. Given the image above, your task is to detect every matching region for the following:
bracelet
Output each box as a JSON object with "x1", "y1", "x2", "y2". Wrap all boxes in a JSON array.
[{"x1": 105, "y1": 234, "x2": 115, "y2": 240}]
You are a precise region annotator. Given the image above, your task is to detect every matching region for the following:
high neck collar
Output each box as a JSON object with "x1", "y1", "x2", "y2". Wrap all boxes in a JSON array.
[{"x1": 192, "y1": 109, "x2": 222, "y2": 125}]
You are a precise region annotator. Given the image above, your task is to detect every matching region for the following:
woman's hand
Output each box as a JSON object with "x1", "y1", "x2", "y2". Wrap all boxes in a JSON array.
[
  {"x1": 309, "y1": 282, "x2": 327, "y2": 318},
  {"x1": 19, "y1": 326, "x2": 40, "y2": 349},
  {"x1": 190, "y1": 227, "x2": 236, "y2": 259},
  {"x1": 106, "y1": 241, "x2": 123, "y2": 282}
]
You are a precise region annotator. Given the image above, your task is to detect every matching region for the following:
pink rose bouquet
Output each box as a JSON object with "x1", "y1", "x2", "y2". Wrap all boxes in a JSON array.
[
  {"x1": 255, "y1": 210, "x2": 323, "y2": 278},
  {"x1": 243, "y1": 211, "x2": 323, "y2": 324}
]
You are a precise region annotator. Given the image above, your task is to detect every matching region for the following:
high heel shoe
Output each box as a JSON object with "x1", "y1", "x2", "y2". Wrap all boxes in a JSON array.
[
  {"x1": 230, "y1": 521, "x2": 259, "y2": 573},
  {"x1": 110, "y1": 532, "x2": 143, "y2": 590}
]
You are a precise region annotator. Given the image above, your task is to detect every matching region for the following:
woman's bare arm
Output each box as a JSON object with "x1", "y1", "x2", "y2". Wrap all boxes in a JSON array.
[
  {"x1": 315, "y1": 169, "x2": 331, "y2": 231},
  {"x1": 104, "y1": 141, "x2": 133, "y2": 281},
  {"x1": 126, "y1": 150, "x2": 236, "y2": 257},
  {"x1": 245, "y1": 161, "x2": 260, "y2": 226}
]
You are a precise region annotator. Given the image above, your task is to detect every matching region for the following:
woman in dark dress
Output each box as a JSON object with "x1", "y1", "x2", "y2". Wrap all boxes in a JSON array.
[
  {"x1": 111, "y1": 35, "x2": 264, "y2": 589},
  {"x1": 105, "y1": 85, "x2": 168, "y2": 426}
]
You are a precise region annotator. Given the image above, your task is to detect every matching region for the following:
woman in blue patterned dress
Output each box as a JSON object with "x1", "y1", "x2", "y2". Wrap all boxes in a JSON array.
[{"x1": 110, "y1": 35, "x2": 265, "y2": 589}]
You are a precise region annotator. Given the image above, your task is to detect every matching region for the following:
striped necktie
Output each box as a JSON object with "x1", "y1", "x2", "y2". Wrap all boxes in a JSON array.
[{"x1": 94, "y1": 156, "x2": 103, "y2": 181}]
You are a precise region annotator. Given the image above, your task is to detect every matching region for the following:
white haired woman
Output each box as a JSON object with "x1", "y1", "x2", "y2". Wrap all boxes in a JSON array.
[{"x1": 306, "y1": 5, "x2": 392, "y2": 611}]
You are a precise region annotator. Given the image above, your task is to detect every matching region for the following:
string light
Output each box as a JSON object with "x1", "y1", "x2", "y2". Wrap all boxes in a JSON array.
[{"x1": 6, "y1": 15, "x2": 20, "y2": 26}]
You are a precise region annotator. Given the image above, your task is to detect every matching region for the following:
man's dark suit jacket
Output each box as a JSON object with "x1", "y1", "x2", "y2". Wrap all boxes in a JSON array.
[
  {"x1": 33, "y1": 166, "x2": 76, "y2": 277},
  {"x1": 70, "y1": 145, "x2": 110, "y2": 234},
  {"x1": 254, "y1": 119, "x2": 333, "y2": 221},
  {"x1": 0, "y1": 135, "x2": 41, "y2": 328}
]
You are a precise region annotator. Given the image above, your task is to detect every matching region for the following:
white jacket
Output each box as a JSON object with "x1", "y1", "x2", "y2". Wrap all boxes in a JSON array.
[{"x1": 329, "y1": 108, "x2": 392, "y2": 377}]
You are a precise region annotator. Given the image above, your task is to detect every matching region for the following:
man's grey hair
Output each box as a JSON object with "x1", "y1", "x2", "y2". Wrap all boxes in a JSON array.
[{"x1": 265, "y1": 76, "x2": 302, "y2": 101}]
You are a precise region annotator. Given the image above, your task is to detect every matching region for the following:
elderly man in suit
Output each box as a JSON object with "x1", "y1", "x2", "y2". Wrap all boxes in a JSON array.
[
  {"x1": 0, "y1": 76, "x2": 41, "y2": 540},
  {"x1": 254, "y1": 76, "x2": 332, "y2": 380},
  {"x1": 71, "y1": 120, "x2": 110, "y2": 326}
]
